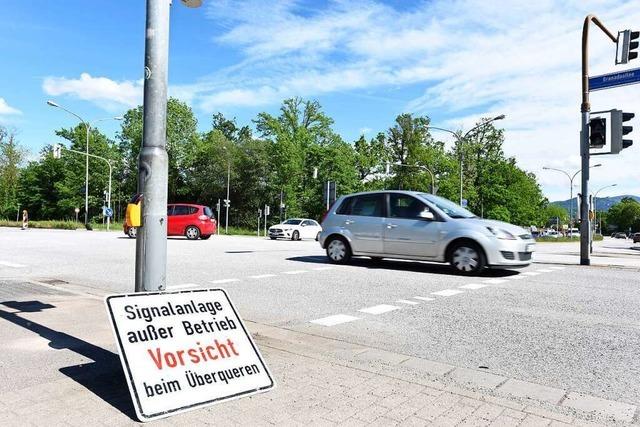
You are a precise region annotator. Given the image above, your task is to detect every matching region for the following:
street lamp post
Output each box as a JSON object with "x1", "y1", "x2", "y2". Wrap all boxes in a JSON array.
[
  {"x1": 426, "y1": 115, "x2": 505, "y2": 206},
  {"x1": 47, "y1": 100, "x2": 121, "y2": 228},
  {"x1": 542, "y1": 164, "x2": 601, "y2": 234},
  {"x1": 593, "y1": 183, "x2": 617, "y2": 234},
  {"x1": 390, "y1": 163, "x2": 437, "y2": 194}
]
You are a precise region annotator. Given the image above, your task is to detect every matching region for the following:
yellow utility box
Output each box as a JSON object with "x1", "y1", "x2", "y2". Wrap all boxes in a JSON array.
[{"x1": 126, "y1": 194, "x2": 143, "y2": 227}]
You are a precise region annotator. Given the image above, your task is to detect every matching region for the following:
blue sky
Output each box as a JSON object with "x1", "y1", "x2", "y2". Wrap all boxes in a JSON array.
[{"x1": 1, "y1": 0, "x2": 640, "y2": 201}]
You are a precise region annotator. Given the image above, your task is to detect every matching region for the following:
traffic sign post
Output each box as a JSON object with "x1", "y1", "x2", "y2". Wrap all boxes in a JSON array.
[
  {"x1": 263, "y1": 205, "x2": 269, "y2": 237},
  {"x1": 106, "y1": 289, "x2": 274, "y2": 422},
  {"x1": 257, "y1": 208, "x2": 262, "y2": 237}
]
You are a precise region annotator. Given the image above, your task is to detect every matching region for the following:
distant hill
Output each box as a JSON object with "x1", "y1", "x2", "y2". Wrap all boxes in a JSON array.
[{"x1": 551, "y1": 195, "x2": 640, "y2": 212}]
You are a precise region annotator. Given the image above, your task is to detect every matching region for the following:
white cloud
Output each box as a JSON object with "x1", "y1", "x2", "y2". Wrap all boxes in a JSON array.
[
  {"x1": 0, "y1": 98, "x2": 21, "y2": 115},
  {"x1": 195, "y1": 0, "x2": 640, "y2": 201},
  {"x1": 42, "y1": 73, "x2": 143, "y2": 111}
]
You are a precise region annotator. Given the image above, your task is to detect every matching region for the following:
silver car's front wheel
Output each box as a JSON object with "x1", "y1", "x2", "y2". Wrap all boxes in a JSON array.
[
  {"x1": 326, "y1": 237, "x2": 351, "y2": 264},
  {"x1": 449, "y1": 242, "x2": 485, "y2": 275}
]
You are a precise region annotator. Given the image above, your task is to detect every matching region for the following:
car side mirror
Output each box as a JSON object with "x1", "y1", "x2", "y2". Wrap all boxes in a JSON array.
[{"x1": 419, "y1": 211, "x2": 435, "y2": 221}]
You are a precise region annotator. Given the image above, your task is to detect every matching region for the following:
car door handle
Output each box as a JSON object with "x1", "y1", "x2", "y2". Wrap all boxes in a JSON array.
[
  {"x1": 344, "y1": 220, "x2": 355, "y2": 225},
  {"x1": 386, "y1": 224, "x2": 398, "y2": 229}
]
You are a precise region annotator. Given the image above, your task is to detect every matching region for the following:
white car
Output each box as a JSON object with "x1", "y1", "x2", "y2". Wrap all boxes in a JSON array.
[{"x1": 268, "y1": 218, "x2": 322, "y2": 241}]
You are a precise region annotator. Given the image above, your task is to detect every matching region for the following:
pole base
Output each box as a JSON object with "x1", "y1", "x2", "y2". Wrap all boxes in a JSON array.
[{"x1": 580, "y1": 258, "x2": 590, "y2": 266}]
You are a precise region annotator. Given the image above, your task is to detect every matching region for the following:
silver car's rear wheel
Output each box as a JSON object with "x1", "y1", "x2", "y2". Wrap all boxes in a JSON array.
[
  {"x1": 449, "y1": 242, "x2": 485, "y2": 275},
  {"x1": 326, "y1": 237, "x2": 351, "y2": 264}
]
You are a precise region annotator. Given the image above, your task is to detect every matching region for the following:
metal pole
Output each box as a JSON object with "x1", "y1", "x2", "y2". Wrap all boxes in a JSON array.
[
  {"x1": 135, "y1": 0, "x2": 171, "y2": 292},
  {"x1": 326, "y1": 181, "x2": 330, "y2": 210},
  {"x1": 107, "y1": 161, "x2": 112, "y2": 231},
  {"x1": 85, "y1": 124, "x2": 90, "y2": 227},
  {"x1": 225, "y1": 160, "x2": 230, "y2": 234},
  {"x1": 459, "y1": 151, "x2": 463, "y2": 206},
  {"x1": 279, "y1": 189, "x2": 283, "y2": 223},
  {"x1": 257, "y1": 211, "x2": 260, "y2": 237},
  {"x1": 569, "y1": 177, "x2": 574, "y2": 234},
  {"x1": 264, "y1": 206, "x2": 267, "y2": 237},
  {"x1": 216, "y1": 198, "x2": 220, "y2": 235}
]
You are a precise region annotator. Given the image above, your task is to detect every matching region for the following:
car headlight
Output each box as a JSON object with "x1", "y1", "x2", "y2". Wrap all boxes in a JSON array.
[{"x1": 487, "y1": 227, "x2": 516, "y2": 240}]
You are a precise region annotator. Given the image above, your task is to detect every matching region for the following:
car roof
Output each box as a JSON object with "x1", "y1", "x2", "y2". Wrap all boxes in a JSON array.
[
  {"x1": 169, "y1": 203, "x2": 206, "y2": 208},
  {"x1": 337, "y1": 190, "x2": 426, "y2": 198}
]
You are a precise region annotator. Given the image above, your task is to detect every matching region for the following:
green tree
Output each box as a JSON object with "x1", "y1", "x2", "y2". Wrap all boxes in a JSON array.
[
  {"x1": 118, "y1": 98, "x2": 200, "y2": 201},
  {"x1": 0, "y1": 127, "x2": 26, "y2": 218},
  {"x1": 607, "y1": 197, "x2": 640, "y2": 232},
  {"x1": 255, "y1": 97, "x2": 349, "y2": 220}
]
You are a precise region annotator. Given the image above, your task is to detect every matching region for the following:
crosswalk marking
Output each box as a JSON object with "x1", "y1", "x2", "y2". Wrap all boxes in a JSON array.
[
  {"x1": 431, "y1": 289, "x2": 464, "y2": 297},
  {"x1": 310, "y1": 314, "x2": 360, "y2": 326},
  {"x1": 209, "y1": 278, "x2": 241, "y2": 284},
  {"x1": 414, "y1": 296, "x2": 435, "y2": 301},
  {"x1": 507, "y1": 275, "x2": 526, "y2": 280},
  {"x1": 359, "y1": 304, "x2": 400, "y2": 315},
  {"x1": 522, "y1": 272, "x2": 540, "y2": 276},
  {"x1": 282, "y1": 270, "x2": 307, "y2": 275},
  {"x1": 537, "y1": 269, "x2": 554, "y2": 273},
  {"x1": 249, "y1": 274, "x2": 277, "y2": 279},
  {"x1": 459, "y1": 283, "x2": 488, "y2": 290},
  {"x1": 0, "y1": 261, "x2": 26, "y2": 268},
  {"x1": 312, "y1": 266, "x2": 333, "y2": 271},
  {"x1": 396, "y1": 299, "x2": 420, "y2": 305},
  {"x1": 483, "y1": 279, "x2": 507, "y2": 284}
]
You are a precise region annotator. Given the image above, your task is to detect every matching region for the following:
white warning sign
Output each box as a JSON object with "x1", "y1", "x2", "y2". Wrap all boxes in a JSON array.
[{"x1": 105, "y1": 288, "x2": 274, "y2": 422}]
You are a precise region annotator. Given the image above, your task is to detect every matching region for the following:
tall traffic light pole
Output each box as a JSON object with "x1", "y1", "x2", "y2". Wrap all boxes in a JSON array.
[
  {"x1": 579, "y1": 15, "x2": 617, "y2": 266},
  {"x1": 135, "y1": 0, "x2": 172, "y2": 292}
]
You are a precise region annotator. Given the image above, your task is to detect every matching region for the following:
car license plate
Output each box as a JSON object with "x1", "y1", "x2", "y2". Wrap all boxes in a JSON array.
[{"x1": 526, "y1": 243, "x2": 535, "y2": 252}]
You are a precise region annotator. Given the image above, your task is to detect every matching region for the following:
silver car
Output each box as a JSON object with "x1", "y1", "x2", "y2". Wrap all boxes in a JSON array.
[{"x1": 318, "y1": 191, "x2": 535, "y2": 274}]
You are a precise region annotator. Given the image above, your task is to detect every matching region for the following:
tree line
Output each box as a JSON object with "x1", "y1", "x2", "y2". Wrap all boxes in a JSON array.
[{"x1": 1, "y1": 97, "x2": 577, "y2": 230}]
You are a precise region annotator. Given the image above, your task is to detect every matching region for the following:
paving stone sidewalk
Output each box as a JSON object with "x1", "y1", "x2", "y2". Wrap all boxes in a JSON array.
[{"x1": 0, "y1": 280, "x2": 636, "y2": 426}]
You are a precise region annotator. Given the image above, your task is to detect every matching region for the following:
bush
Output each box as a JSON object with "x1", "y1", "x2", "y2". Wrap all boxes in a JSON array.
[{"x1": 0, "y1": 219, "x2": 78, "y2": 230}]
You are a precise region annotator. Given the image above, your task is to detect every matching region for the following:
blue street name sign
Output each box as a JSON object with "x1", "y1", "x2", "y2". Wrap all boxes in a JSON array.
[{"x1": 589, "y1": 67, "x2": 640, "y2": 91}]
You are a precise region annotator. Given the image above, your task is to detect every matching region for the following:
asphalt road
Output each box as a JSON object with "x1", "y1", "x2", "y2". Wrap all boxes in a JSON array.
[{"x1": 1, "y1": 227, "x2": 639, "y2": 407}]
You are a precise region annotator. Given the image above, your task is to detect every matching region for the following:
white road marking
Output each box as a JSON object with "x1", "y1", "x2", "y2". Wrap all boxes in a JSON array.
[
  {"x1": 310, "y1": 314, "x2": 360, "y2": 326},
  {"x1": 537, "y1": 269, "x2": 554, "y2": 273},
  {"x1": 548, "y1": 266, "x2": 565, "y2": 270},
  {"x1": 209, "y1": 278, "x2": 241, "y2": 284},
  {"x1": 359, "y1": 304, "x2": 401, "y2": 315},
  {"x1": 483, "y1": 279, "x2": 507, "y2": 284},
  {"x1": 523, "y1": 272, "x2": 540, "y2": 276},
  {"x1": 167, "y1": 283, "x2": 199, "y2": 290},
  {"x1": 249, "y1": 274, "x2": 277, "y2": 279},
  {"x1": 282, "y1": 270, "x2": 307, "y2": 275},
  {"x1": 431, "y1": 289, "x2": 464, "y2": 297},
  {"x1": 414, "y1": 296, "x2": 435, "y2": 301},
  {"x1": 507, "y1": 275, "x2": 526, "y2": 280},
  {"x1": 0, "y1": 261, "x2": 26, "y2": 268},
  {"x1": 312, "y1": 266, "x2": 333, "y2": 271},
  {"x1": 459, "y1": 283, "x2": 488, "y2": 290},
  {"x1": 396, "y1": 299, "x2": 420, "y2": 305}
]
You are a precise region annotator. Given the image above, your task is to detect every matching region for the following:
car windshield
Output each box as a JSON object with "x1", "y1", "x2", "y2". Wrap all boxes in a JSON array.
[
  {"x1": 418, "y1": 194, "x2": 476, "y2": 219},
  {"x1": 283, "y1": 219, "x2": 302, "y2": 225}
]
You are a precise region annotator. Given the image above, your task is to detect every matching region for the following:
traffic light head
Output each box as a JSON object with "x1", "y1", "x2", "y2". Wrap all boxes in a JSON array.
[
  {"x1": 611, "y1": 109, "x2": 635, "y2": 154},
  {"x1": 617, "y1": 30, "x2": 640, "y2": 64},
  {"x1": 589, "y1": 118, "x2": 606, "y2": 148}
]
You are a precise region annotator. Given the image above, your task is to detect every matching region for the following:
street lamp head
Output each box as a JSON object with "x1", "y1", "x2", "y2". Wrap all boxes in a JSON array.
[
  {"x1": 493, "y1": 114, "x2": 506, "y2": 121},
  {"x1": 592, "y1": 163, "x2": 602, "y2": 167},
  {"x1": 542, "y1": 166, "x2": 550, "y2": 170},
  {"x1": 180, "y1": 0, "x2": 202, "y2": 7},
  {"x1": 46, "y1": 100, "x2": 59, "y2": 108},
  {"x1": 113, "y1": 116, "x2": 124, "y2": 121}
]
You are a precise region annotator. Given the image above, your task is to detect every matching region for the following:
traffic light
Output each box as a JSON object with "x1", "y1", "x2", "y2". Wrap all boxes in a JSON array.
[
  {"x1": 589, "y1": 117, "x2": 606, "y2": 148},
  {"x1": 610, "y1": 109, "x2": 635, "y2": 154},
  {"x1": 616, "y1": 30, "x2": 640, "y2": 64},
  {"x1": 223, "y1": 199, "x2": 230, "y2": 208}
]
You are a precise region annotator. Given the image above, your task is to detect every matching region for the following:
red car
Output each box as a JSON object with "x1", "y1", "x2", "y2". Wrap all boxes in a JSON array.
[{"x1": 124, "y1": 203, "x2": 217, "y2": 240}]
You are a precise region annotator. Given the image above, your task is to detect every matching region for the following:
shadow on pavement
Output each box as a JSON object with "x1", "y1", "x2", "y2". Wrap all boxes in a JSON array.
[
  {"x1": 287, "y1": 255, "x2": 520, "y2": 277},
  {"x1": 0, "y1": 301, "x2": 136, "y2": 421}
]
